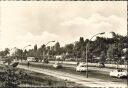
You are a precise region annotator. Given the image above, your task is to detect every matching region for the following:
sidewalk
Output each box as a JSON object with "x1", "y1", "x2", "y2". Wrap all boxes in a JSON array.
[{"x1": 18, "y1": 65, "x2": 127, "y2": 87}]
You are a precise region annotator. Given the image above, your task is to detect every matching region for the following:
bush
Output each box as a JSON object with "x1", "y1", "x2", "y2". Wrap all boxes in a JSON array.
[{"x1": 1, "y1": 65, "x2": 26, "y2": 88}]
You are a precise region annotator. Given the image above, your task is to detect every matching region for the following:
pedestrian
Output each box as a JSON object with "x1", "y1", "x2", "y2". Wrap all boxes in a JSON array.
[
  {"x1": 77, "y1": 61, "x2": 79, "y2": 66},
  {"x1": 27, "y1": 61, "x2": 30, "y2": 68}
]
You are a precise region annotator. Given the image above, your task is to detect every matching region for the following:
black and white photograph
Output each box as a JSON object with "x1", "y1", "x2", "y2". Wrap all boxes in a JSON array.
[{"x1": 0, "y1": 1, "x2": 127, "y2": 87}]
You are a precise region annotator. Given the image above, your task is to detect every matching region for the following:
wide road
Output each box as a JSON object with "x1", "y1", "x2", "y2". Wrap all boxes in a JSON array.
[
  {"x1": 20, "y1": 61, "x2": 127, "y2": 87},
  {"x1": 18, "y1": 65, "x2": 127, "y2": 87}
]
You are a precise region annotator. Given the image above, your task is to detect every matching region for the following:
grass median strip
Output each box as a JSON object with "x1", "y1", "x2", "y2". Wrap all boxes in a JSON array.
[
  {"x1": 0, "y1": 64, "x2": 81, "y2": 87},
  {"x1": 19, "y1": 68, "x2": 79, "y2": 87}
]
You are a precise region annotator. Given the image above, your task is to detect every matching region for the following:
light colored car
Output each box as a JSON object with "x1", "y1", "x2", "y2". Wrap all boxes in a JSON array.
[
  {"x1": 53, "y1": 62, "x2": 62, "y2": 69},
  {"x1": 76, "y1": 64, "x2": 87, "y2": 72},
  {"x1": 42, "y1": 59, "x2": 49, "y2": 63},
  {"x1": 27, "y1": 57, "x2": 36, "y2": 62},
  {"x1": 110, "y1": 69, "x2": 127, "y2": 78}
]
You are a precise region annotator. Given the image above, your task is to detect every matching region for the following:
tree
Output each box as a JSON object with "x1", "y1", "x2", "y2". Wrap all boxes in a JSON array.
[
  {"x1": 54, "y1": 42, "x2": 61, "y2": 55},
  {"x1": 33, "y1": 44, "x2": 38, "y2": 59},
  {"x1": 49, "y1": 46, "x2": 56, "y2": 56},
  {"x1": 65, "y1": 44, "x2": 74, "y2": 58},
  {"x1": 34, "y1": 44, "x2": 37, "y2": 52},
  {"x1": 4, "y1": 48, "x2": 10, "y2": 56},
  {"x1": 107, "y1": 43, "x2": 123, "y2": 66},
  {"x1": 99, "y1": 51, "x2": 106, "y2": 65},
  {"x1": 79, "y1": 37, "x2": 84, "y2": 45},
  {"x1": 14, "y1": 49, "x2": 23, "y2": 60},
  {"x1": 0, "y1": 51, "x2": 5, "y2": 57},
  {"x1": 0, "y1": 48, "x2": 10, "y2": 57},
  {"x1": 73, "y1": 37, "x2": 86, "y2": 59}
]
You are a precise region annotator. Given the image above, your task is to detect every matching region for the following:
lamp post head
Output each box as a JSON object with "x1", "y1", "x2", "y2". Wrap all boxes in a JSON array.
[
  {"x1": 28, "y1": 45, "x2": 31, "y2": 46},
  {"x1": 100, "y1": 32, "x2": 105, "y2": 35},
  {"x1": 51, "y1": 41, "x2": 55, "y2": 42},
  {"x1": 45, "y1": 41, "x2": 55, "y2": 46}
]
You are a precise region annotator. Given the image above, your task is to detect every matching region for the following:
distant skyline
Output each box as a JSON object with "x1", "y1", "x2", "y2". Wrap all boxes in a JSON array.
[{"x1": 0, "y1": 1, "x2": 127, "y2": 50}]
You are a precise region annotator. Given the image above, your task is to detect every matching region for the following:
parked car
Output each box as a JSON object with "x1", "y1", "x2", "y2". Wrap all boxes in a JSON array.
[
  {"x1": 97, "y1": 62, "x2": 105, "y2": 68},
  {"x1": 98, "y1": 63, "x2": 105, "y2": 68},
  {"x1": 76, "y1": 64, "x2": 87, "y2": 72},
  {"x1": 10, "y1": 62, "x2": 19, "y2": 67},
  {"x1": 27, "y1": 57, "x2": 36, "y2": 62},
  {"x1": 53, "y1": 62, "x2": 62, "y2": 69},
  {"x1": 42, "y1": 59, "x2": 49, "y2": 63},
  {"x1": 78, "y1": 62, "x2": 86, "y2": 66},
  {"x1": 110, "y1": 69, "x2": 127, "y2": 78}
]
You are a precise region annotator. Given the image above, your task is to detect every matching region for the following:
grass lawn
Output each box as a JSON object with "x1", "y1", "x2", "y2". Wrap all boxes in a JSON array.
[
  {"x1": 0, "y1": 81, "x2": 2, "y2": 87},
  {"x1": 19, "y1": 68, "x2": 80, "y2": 87},
  {"x1": 0, "y1": 65, "x2": 81, "y2": 87},
  {"x1": 0, "y1": 70, "x2": 4, "y2": 87}
]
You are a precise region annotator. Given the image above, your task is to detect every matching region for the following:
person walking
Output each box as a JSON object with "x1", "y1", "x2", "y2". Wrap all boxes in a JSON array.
[
  {"x1": 27, "y1": 61, "x2": 30, "y2": 68},
  {"x1": 77, "y1": 61, "x2": 79, "y2": 66}
]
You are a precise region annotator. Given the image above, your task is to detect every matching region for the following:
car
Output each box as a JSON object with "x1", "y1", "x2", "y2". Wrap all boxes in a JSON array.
[
  {"x1": 99, "y1": 63, "x2": 105, "y2": 68},
  {"x1": 10, "y1": 62, "x2": 19, "y2": 67},
  {"x1": 79, "y1": 62, "x2": 86, "y2": 65},
  {"x1": 76, "y1": 64, "x2": 87, "y2": 72},
  {"x1": 27, "y1": 57, "x2": 36, "y2": 62},
  {"x1": 42, "y1": 59, "x2": 49, "y2": 63},
  {"x1": 98, "y1": 62, "x2": 105, "y2": 68},
  {"x1": 53, "y1": 62, "x2": 62, "y2": 69},
  {"x1": 110, "y1": 69, "x2": 127, "y2": 78}
]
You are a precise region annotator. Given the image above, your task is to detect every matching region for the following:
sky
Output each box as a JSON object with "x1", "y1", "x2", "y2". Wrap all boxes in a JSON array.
[{"x1": 0, "y1": 1, "x2": 127, "y2": 50}]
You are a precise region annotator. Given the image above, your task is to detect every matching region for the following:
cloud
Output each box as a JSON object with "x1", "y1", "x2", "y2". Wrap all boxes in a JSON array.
[
  {"x1": 60, "y1": 13, "x2": 127, "y2": 40},
  {"x1": 0, "y1": 1, "x2": 126, "y2": 50},
  {"x1": 17, "y1": 31, "x2": 58, "y2": 45},
  {"x1": 0, "y1": 31, "x2": 58, "y2": 50}
]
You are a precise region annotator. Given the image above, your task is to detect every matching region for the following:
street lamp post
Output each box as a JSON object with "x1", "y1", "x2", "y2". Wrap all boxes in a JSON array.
[
  {"x1": 86, "y1": 32, "x2": 105, "y2": 78},
  {"x1": 23, "y1": 45, "x2": 31, "y2": 51},
  {"x1": 42, "y1": 41, "x2": 55, "y2": 61},
  {"x1": 45, "y1": 41, "x2": 55, "y2": 46},
  {"x1": 22, "y1": 45, "x2": 31, "y2": 62}
]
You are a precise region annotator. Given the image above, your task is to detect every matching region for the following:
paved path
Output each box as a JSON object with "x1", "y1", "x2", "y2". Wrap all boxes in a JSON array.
[{"x1": 18, "y1": 65, "x2": 127, "y2": 87}]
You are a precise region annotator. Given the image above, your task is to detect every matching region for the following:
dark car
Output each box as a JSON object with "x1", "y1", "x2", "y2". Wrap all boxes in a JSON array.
[
  {"x1": 42, "y1": 59, "x2": 49, "y2": 63},
  {"x1": 98, "y1": 63, "x2": 105, "y2": 68}
]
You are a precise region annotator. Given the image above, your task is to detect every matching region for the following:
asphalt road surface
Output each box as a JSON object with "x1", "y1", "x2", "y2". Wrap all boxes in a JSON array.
[
  {"x1": 23, "y1": 61, "x2": 127, "y2": 82},
  {"x1": 19, "y1": 62, "x2": 127, "y2": 87},
  {"x1": 18, "y1": 65, "x2": 127, "y2": 87}
]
